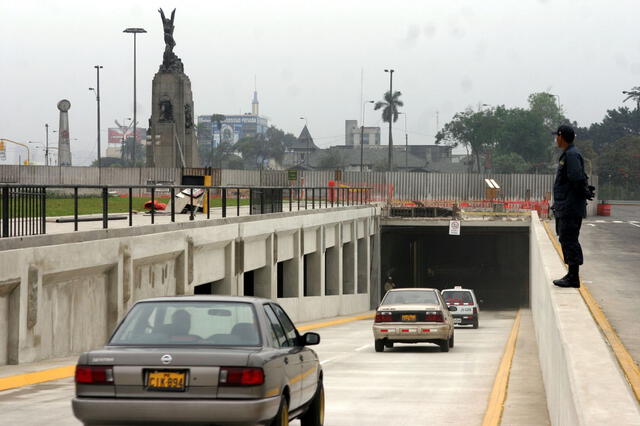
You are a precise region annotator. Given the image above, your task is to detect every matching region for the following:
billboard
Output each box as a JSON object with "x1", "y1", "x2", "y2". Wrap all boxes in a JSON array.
[
  {"x1": 108, "y1": 127, "x2": 147, "y2": 146},
  {"x1": 197, "y1": 115, "x2": 268, "y2": 146}
]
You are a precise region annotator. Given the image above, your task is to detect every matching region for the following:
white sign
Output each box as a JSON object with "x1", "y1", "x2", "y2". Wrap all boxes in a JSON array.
[{"x1": 449, "y1": 220, "x2": 461, "y2": 236}]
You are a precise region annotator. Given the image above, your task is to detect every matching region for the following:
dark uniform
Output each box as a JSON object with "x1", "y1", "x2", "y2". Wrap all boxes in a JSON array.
[{"x1": 553, "y1": 144, "x2": 587, "y2": 267}]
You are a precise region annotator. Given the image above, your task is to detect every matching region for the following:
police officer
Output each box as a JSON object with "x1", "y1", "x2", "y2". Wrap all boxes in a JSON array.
[{"x1": 551, "y1": 124, "x2": 587, "y2": 288}]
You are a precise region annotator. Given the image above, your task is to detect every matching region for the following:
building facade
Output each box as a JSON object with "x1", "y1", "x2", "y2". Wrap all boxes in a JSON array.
[{"x1": 345, "y1": 120, "x2": 381, "y2": 146}]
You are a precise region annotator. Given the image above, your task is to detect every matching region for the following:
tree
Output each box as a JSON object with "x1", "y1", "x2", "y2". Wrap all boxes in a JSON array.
[
  {"x1": 121, "y1": 136, "x2": 145, "y2": 167},
  {"x1": 318, "y1": 149, "x2": 344, "y2": 169},
  {"x1": 234, "y1": 126, "x2": 292, "y2": 169},
  {"x1": 598, "y1": 135, "x2": 640, "y2": 189},
  {"x1": 622, "y1": 86, "x2": 640, "y2": 111},
  {"x1": 579, "y1": 107, "x2": 640, "y2": 153},
  {"x1": 374, "y1": 90, "x2": 403, "y2": 171},
  {"x1": 492, "y1": 153, "x2": 530, "y2": 173},
  {"x1": 436, "y1": 108, "x2": 498, "y2": 172}
]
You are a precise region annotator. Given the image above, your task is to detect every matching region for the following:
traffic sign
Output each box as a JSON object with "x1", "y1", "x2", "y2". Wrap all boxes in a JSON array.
[{"x1": 449, "y1": 220, "x2": 461, "y2": 236}]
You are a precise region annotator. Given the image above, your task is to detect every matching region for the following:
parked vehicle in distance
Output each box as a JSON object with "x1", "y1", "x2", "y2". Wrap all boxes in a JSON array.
[
  {"x1": 441, "y1": 286, "x2": 480, "y2": 329},
  {"x1": 373, "y1": 288, "x2": 455, "y2": 353},
  {"x1": 72, "y1": 296, "x2": 324, "y2": 426}
]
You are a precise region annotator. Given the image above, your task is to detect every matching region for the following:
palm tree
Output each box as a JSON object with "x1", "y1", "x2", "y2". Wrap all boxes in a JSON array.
[
  {"x1": 622, "y1": 87, "x2": 640, "y2": 111},
  {"x1": 374, "y1": 91, "x2": 403, "y2": 171}
]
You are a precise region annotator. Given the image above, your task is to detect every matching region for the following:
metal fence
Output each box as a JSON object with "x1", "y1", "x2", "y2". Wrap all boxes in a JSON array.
[
  {"x1": 0, "y1": 165, "x2": 594, "y2": 203},
  {"x1": 1, "y1": 186, "x2": 46, "y2": 238},
  {"x1": 0, "y1": 183, "x2": 371, "y2": 238}
]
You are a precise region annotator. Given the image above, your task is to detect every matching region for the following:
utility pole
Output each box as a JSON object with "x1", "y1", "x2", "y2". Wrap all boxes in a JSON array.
[
  {"x1": 360, "y1": 100, "x2": 374, "y2": 172},
  {"x1": 384, "y1": 69, "x2": 394, "y2": 171},
  {"x1": 92, "y1": 65, "x2": 103, "y2": 167}
]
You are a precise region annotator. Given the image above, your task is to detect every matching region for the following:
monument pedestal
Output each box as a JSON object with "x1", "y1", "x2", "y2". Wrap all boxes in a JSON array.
[{"x1": 147, "y1": 70, "x2": 198, "y2": 167}]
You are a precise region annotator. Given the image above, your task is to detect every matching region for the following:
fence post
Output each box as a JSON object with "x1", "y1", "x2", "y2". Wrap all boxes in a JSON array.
[
  {"x1": 260, "y1": 189, "x2": 264, "y2": 214},
  {"x1": 222, "y1": 188, "x2": 227, "y2": 218},
  {"x1": 102, "y1": 187, "x2": 108, "y2": 229},
  {"x1": 237, "y1": 188, "x2": 240, "y2": 216},
  {"x1": 1, "y1": 187, "x2": 9, "y2": 237},
  {"x1": 206, "y1": 187, "x2": 211, "y2": 219},
  {"x1": 312, "y1": 188, "x2": 315, "y2": 209},
  {"x1": 151, "y1": 187, "x2": 156, "y2": 224},
  {"x1": 189, "y1": 188, "x2": 194, "y2": 221},
  {"x1": 128, "y1": 187, "x2": 133, "y2": 227},
  {"x1": 41, "y1": 187, "x2": 46, "y2": 234},
  {"x1": 74, "y1": 187, "x2": 79, "y2": 231},
  {"x1": 170, "y1": 187, "x2": 175, "y2": 222},
  {"x1": 289, "y1": 188, "x2": 292, "y2": 212},
  {"x1": 249, "y1": 188, "x2": 253, "y2": 215}
]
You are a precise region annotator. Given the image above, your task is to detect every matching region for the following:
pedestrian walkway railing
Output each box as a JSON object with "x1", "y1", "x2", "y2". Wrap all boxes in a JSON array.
[{"x1": 0, "y1": 184, "x2": 371, "y2": 238}]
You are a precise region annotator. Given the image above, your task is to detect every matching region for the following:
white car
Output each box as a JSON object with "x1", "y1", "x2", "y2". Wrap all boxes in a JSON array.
[{"x1": 441, "y1": 287, "x2": 480, "y2": 328}]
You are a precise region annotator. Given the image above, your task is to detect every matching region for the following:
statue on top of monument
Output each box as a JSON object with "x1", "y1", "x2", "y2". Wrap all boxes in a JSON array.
[
  {"x1": 158, "y1": 8, "x2": 184, "y2": 73},
  {"x1": 158, "y1": 8, "x2": 176, "y2": 51}
]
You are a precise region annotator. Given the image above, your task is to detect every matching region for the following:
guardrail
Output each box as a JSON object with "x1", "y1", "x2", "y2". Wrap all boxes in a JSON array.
[{"x1": 0, "y1": 184, "x2": 371, "y2": 238}]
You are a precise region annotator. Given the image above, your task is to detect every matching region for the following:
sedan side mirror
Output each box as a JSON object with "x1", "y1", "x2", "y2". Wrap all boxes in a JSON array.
[
  {"x1": 302, "y1": 332, "x2": 320, "y2": 346},
  {"x1": 448, "y1": 306, "x2": 457, "y2": 312}
]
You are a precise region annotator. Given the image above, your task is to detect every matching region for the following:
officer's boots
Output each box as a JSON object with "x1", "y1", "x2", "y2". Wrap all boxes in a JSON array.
[{"x1": 553, "y1": 264, "x2": 580, "y2": 288}]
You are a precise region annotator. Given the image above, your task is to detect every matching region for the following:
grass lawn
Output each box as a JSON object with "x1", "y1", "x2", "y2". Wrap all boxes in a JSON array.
[{"x1": 43, "y1": 196, "x2": 249, "y2": 217}]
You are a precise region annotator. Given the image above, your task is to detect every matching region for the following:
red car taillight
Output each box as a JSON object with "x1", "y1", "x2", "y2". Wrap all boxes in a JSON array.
[
  {"x1": 219, "y1": 367, "x2": 265, "y2": 386},
  {"x1": 75, "y1": 365, "x2": 114, "y2": 384},
  {"x1": 375, "y1": 311, "x2": 393, "y2": 322},
  {"x1": 424, "y1": 311, "x2": 444, "y2": 322}
]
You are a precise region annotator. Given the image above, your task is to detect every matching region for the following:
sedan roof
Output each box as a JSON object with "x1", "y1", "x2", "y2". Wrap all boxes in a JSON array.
[{"x1": 133, "y1": 295, "x2": 273, "y2": 305}]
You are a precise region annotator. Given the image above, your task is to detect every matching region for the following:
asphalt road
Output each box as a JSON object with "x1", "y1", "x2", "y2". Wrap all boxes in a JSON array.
[
  {"x1": 0, "y1": 311, "x2": 521, "y2": 426},
  {"x1": 580, "y1": 204, "x2": 640, "y2": 365}
]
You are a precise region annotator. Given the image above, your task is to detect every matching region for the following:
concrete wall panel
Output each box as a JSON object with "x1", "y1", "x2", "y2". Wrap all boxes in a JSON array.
[
  {"x1": 0, "y1": 206, "x2": 379, "y2": 365},
  {"x1": 324, "y1": 225, "x2": 336, "y2": 248}
]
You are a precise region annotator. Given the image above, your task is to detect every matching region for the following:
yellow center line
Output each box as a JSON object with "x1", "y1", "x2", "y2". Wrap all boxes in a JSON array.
[
  {"x1": 482, "y1": 309, "x2": 522, "y2": 426},
  {"x1": 0, "y1": 366, "x2": 75, "y2": 392},
  {"x1": 0, "y1": 311, "x2": 374, "y2": 392},
  {"x1": 542, "y1": 220, "x2": 640, "y2": 402}
]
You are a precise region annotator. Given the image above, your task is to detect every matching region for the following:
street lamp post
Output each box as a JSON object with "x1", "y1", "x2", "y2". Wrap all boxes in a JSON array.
[
  {"x1": 89, "y1": 65, "x2": 103, "y2": 167},
  {"x1": 123, "y1": 27, "x2": 147, "y2": 166},
  {"x1": 384, "y1": 69, "x2": 394, "y2": 171},
  {"x1": 403, "y1": 113, "x2": 408, "y2": 169},
  {"x1": 360, "y1": 100, "x2": 374, "y2": 172},
  {"x1": 44, "y1": 123, "x2": 49, "y2": 166}
]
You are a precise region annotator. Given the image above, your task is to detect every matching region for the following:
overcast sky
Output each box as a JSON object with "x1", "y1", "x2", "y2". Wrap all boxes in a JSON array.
[{"x1": 2, "y1": 0, "x2": 640, "y2": 165}]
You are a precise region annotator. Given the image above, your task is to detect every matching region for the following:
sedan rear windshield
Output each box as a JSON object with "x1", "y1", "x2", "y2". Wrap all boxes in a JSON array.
[
  {"x1": 382, "y1": 290, "x2": 438, "y2": 305},
  {"x1": 110, "y1": 301, "x2": 261, "y2": 346},
  {"x1": 442, "y1": 291, "x2": 474, "y2": 304}
]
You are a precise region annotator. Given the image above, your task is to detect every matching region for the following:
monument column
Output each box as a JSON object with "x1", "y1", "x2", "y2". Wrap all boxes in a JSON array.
[
  {"x1": 57, "y1": 99, "x2": 72, "y2": 166},
  {"x1": 147, "y1": 8, "x2": 199, "y2": 168}
]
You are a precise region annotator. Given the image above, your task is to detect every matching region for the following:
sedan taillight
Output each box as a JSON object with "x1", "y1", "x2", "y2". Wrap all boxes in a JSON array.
[
  {"x1": 75, "y1": 365, "x2": 114, "y2": 384},
  {"x1": 219, "y1": 367, "x2": 265, "y2": 386},
  {"x1": 374, "y1": 311, "x2": 393, "y2": 322},
  {"x1": 424, "y1": 311, "x2": 444, "y2": 322}
]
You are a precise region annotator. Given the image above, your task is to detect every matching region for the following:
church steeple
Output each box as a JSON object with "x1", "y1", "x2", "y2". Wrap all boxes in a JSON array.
[{"x1": 251, "y1": 76, "x2": 259, "y2": 116}]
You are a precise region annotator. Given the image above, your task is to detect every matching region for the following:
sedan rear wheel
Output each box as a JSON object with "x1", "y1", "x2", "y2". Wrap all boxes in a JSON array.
[
  {"x1": 449, "y1": 333, "x2": 455, "y2": 348},
  {"x1": 473, "y1": 318, "x2": 479, "y2": 329},
  {"x1": 439, "y1": 339, "x2": 450, "y2": 352},
  {"x1": 271, "y1": 395, "x2": 289, "y2": 426},
  {"x1": 374, "y1": 339, "x2": 385, "y2": 352},
  {"x1": 300, "y1": 381, "x2": 324, "y2": 426}
]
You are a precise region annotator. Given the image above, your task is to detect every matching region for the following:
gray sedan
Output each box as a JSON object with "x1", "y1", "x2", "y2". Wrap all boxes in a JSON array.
[{"x1": 72, "y1": 296, "x2": 324, "y2": 426}]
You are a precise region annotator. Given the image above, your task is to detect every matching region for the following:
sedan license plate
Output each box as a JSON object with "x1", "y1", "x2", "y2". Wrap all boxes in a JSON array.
[
  {"x1": 402, "y1": 314, "x2": 417, "y2": 322},
  {"x1": 146, "y1": 370, "x2": 186, "y2": 391},
  {"x1": 454, "y1": 318, "x2": 462, "y2": 324}
]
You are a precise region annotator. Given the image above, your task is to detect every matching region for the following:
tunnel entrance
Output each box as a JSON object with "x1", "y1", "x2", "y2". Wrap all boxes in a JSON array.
[{"x1": 380, "y1": 224, "x2": 529, "y2": 310}]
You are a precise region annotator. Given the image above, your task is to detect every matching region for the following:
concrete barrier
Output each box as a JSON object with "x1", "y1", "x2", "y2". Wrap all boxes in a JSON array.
[
  {"x1": 529, "y1": 212, "x2": 640, "y2": 425},
  {"x1": 0, "y1": 206, "x2": 379, "y2": 366}
]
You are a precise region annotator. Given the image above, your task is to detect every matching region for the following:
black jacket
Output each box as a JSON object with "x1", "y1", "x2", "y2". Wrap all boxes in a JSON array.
[{"x1": 552, "y1": 145, "x2": 587, "y2": 218}]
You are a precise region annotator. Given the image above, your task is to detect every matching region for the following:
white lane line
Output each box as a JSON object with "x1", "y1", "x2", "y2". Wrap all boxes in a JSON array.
[
  {"x1": 355, "y1": 344, "x2": 371, "y2": 352},
  {"x1": 630, "y1": 223, "x2": 640, "y2": 228},
  {"x1": 588, "y1": 224, "x2": 596, "y2": 227},
  {"x1": 613, "y1": 220, "x2": 624, "y2": 223},
  {"x1": 595, "y1": 220, "x2": 607, "y2": 223},
  {"x1": 320, "y1": 356, "x2": 340, "y2": 365}
]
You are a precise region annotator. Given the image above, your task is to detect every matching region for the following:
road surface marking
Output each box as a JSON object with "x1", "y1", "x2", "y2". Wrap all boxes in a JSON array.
[
  {"x1": 0, "y1": 312, "x2": 374, "y2": 392},
  {"x1": 613, "y1": 220, "x2": 624, "y2": 223},
  {"x1": 0, "y1": 366, "x2": 75, "y2": 392},
  {"x1": 630, "y1": 223, "x2": 640, "y2": 228},
  {"x1": 543, "y1": 220, "x2": 640, "y2": 402},
  {"x1": 355, "y1": 344, "x2": 371, "y2": 352},
  {"x1": 481, "y1": 309, "x2": 522, "y2": 426}
]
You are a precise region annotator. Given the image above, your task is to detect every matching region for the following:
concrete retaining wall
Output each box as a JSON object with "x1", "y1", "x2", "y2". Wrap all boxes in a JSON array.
[
  {"x1": 0, "y1": 206, "x2": 379, "y2": 366},
  {"x1": 529, "y1": 212, "x2": 640, "y2": 425}
]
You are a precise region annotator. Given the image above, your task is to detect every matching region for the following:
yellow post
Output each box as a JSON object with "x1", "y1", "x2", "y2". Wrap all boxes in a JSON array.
[{"x1": 203, "y1": 175, "x2": 212, "y2": 214}]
